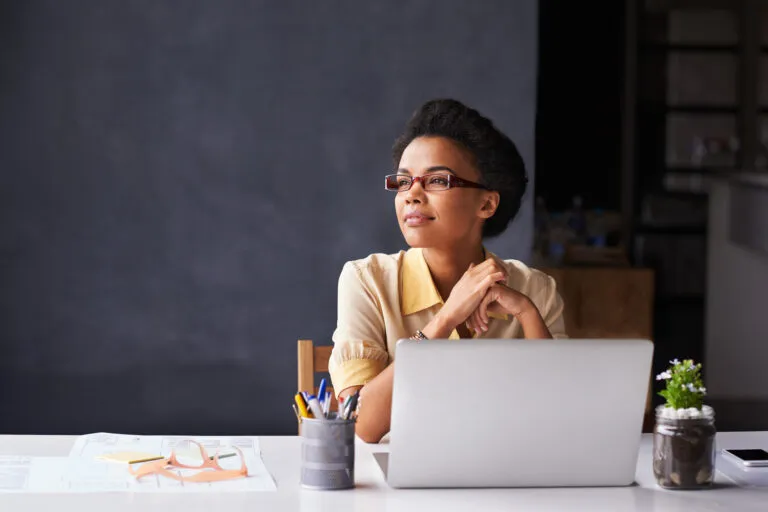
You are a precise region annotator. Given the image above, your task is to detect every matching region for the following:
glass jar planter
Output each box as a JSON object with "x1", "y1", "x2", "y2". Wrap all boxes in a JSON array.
[{"x1": 652, "y1": 405, "x2": 716, "y2": 489}]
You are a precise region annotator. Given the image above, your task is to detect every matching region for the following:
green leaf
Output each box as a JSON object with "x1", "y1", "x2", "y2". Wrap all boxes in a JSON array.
[{"x1": 657, "y1": 358, "x2": 706, "y2": 410}]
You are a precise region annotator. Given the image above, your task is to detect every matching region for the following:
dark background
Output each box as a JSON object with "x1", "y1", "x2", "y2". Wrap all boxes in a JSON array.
[
  {"x1": 0, "y1": 0, "x2": 542, "y2": 435},
  {"x1": 535, "y1": 2, "x2": 624, "y2": 212}
]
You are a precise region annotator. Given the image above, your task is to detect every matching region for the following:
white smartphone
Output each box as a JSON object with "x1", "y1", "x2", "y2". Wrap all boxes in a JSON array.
[{"x1": 722, "y1": 449, "x2": 768, "y2": 467}]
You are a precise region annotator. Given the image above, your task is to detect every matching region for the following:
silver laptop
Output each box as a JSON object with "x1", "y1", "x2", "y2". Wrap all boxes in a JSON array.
[{"x1": 383, "y1": 338, "x2": 654, "y2": 488}]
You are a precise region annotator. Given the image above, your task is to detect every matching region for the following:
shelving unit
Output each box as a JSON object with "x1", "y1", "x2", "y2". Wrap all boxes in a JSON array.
[{"x1": 621, "y1": 0, "x2": 768, "y2": 384}]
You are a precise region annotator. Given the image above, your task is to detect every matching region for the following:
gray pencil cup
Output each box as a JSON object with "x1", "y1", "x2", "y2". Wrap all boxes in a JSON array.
[{"x1": 300, "y1": 414, "x2": 356, "y2": 490}]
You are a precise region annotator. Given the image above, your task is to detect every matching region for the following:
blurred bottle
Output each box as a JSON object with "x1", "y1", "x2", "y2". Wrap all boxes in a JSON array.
[
  {"x1": 589, "y1": 208, "x2": 607, "y2": 247},
  {"x1": 691, "y1": 136, "x2": 706, "y2": 168},
  {"x1": 566, "y1": 195, "x2": 587, "y2": 244},
  {"x1": 547, "y1": 216, "x2": 567, "y2": 265}
]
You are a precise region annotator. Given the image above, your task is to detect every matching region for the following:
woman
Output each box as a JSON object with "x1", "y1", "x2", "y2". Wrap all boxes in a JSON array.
[{"x1": 328, "y1": 99, "x2": 567, "y2": 443}]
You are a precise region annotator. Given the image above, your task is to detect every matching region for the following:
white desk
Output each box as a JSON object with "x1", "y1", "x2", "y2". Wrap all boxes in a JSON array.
[{"x1": 1, "y1": 432, "x2": 766, "y2": 511}]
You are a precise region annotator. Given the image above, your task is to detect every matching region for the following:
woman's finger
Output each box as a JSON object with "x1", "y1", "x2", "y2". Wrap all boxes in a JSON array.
[
  {"x1": 479, "y1": 292, "x2": 493, "y2": 326},
  {"x1": 469, "y1": 309, "x2": 480, "y2": 334},
  {"x1": 471, "y1": 310, "x2": 483, "y2": 334},
  {"x1": 472, "y1": 302, "x2": 482, "y2": 331},
  {"x1": 476, "y1": 307, "x2": 487, "y2": 332},
  {"x1": 480, "y1": 271, "x2": 506, "y2": 291},
  {"x1": 486, "y1": 301, "x2": 504, "y2": 316}
]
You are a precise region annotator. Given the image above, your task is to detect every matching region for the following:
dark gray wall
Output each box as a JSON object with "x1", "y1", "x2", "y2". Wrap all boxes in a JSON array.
[{"x1": 0, "y1": 1, "x2": 537, "y2": 434}]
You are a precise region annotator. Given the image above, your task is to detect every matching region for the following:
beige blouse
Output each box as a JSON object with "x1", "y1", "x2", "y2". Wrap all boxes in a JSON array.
[{"x1": 328, "y1": 247, "x2": 568, "y2": 397}]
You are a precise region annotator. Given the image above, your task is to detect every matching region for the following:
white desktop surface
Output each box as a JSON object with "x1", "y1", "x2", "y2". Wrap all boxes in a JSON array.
[{"x1": 0, "y1": 432, "x2": 766, "y2": 511}]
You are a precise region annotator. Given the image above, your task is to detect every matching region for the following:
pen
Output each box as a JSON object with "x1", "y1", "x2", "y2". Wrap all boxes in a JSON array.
[
  {"x1": 342, "y1": 391, "x2": 359, "y2": 420},
  {"x1": 294, "y1": 392, "x2": 311, "y2": 418},
  {"x1": 318, "y1": 378, "x2": 327, "y2": 405},
  {"x1": 292, "y1": 403, "x2": 301, "y2": 421},
  {"x1": 127, "y1": 452, "x2": 236, "y2": 465},
  {"x1": 209, "y1": 452, "x2": 236, "y2": 461},
  {"x1": 125, "y1": 455, "x2": 165, "y2": 464},
  {"x1": 306, "y1": 394, "x2": 325, "y2": 419},
  {"x1": 323, "y1": 390, "x2": 331, "y2": 416}
]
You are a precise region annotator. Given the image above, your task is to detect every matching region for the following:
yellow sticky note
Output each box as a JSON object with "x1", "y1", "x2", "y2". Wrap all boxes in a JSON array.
[{"x1": 96, "y1": 451, "x2": 164, "y2": 464}]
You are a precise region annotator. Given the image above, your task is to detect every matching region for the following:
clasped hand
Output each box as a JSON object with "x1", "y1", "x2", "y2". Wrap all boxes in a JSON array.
[{"x1": 440, "y1": 257, "x2": 534, "y2": 336}]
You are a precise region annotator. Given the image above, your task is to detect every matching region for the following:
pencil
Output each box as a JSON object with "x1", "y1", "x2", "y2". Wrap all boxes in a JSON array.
[{"x1": 294, "y1": 392, "x2": 311, "y2": 418}]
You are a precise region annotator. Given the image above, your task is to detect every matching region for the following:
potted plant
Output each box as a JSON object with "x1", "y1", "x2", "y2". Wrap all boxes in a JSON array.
[{"x1": 652, "y1": 359, "x2": 716, "y2": 489}]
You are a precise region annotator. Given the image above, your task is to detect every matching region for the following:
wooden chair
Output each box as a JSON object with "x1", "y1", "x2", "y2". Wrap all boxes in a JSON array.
[
  {"x1": 542, "y1": 266, "x2": 656, "y2": 428},
  {"x1": 542, "y1": 267, "x2": 654, "y2": 342},
  {"x1": 297, "y1": 339, "x2": 338, "y2": 432}
]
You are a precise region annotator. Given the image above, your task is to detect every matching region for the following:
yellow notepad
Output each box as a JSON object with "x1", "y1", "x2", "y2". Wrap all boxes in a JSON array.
[{"x1": 96, "y1": 451, "x2": 164, "y2": 464}]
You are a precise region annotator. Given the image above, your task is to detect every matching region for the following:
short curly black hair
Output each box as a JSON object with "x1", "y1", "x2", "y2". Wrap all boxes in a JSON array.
[{"x1": 392, "y1": 99, "x2": 528, "y2": 238}]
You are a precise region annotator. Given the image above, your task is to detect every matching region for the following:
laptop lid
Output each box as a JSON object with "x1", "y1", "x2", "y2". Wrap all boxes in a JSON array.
[{"x1": 386, "y1": 338, "x2": 654, "y2": 488}]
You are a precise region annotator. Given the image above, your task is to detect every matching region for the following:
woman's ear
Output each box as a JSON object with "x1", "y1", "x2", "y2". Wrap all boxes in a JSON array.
[{"x1": 478, "y1": 191, "x2": 500, "y2": 219}]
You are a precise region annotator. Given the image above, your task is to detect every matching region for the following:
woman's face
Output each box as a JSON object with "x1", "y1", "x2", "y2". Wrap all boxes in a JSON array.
[{"x1": 394, "y1": 136, "x2": 498, "y2": 249}]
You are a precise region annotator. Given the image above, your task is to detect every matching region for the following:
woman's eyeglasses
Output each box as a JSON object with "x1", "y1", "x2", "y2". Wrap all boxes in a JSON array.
[
  {"x1": 128, "y1": 439, "x2": 248, "y2": 483},
  {"x1": 384, "y1": 173, "x2": 489, "y2": 192}
]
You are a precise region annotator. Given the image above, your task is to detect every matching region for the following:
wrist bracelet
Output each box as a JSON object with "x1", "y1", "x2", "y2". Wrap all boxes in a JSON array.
[{"x1": 411, "y1": 330, "x2": 428, "y2": 340}]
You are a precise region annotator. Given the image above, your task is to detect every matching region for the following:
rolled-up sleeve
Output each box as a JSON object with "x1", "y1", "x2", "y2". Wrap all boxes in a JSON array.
[{"x1": 328, "y1": 261, "x2": 389, "y2": 397}]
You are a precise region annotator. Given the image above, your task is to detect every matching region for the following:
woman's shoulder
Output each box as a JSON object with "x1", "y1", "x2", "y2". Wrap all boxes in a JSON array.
[
  {"x1": 338, "y1": 250, "x2": 408, "y2": 281},
  {"x1": 490, "y1": 254, "x2": 558, "y2": 292}
]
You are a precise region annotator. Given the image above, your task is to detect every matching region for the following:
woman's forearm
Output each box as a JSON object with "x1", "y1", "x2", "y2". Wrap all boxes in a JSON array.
[
  {"x1": 346, "y1": 313, "x2": 454, "y2": 443},
  {"x1": 420, "y1": 310, "x2": 456, "y2": 339},
  {"x1": 517, "y1": 301, "x2": 552, "y2": 339},
  {"x1": 352, "y1": 363, "x2": 394, "y2": 443}
]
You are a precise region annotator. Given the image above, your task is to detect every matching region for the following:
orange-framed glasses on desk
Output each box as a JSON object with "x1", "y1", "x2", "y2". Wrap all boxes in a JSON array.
[{"x1": 128, "y1": 439, "x2": 248, "y2": 483}]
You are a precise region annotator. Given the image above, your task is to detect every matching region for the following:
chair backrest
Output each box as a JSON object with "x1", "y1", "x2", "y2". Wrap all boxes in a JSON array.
[
  {"x1": 542, "y1": 267, "x2": 654, "y2": 339},
  {"x1": 542, "y1": 266, "x2": 655, "y2": 417},
  {"x1": 297, "y1": 339, "x2": 338, "y2": 430}
]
